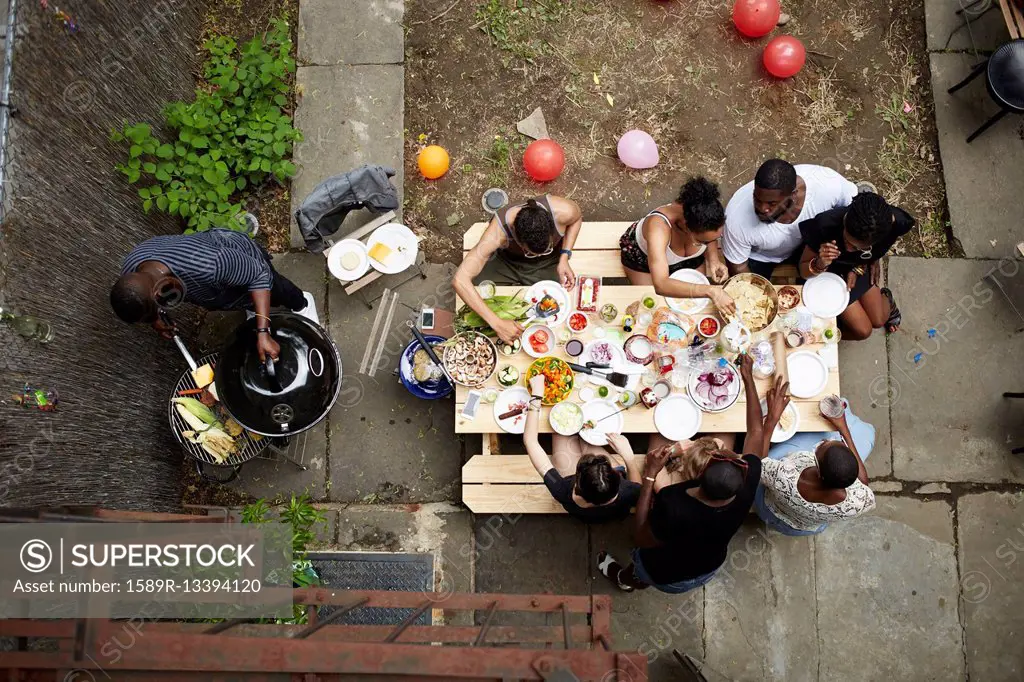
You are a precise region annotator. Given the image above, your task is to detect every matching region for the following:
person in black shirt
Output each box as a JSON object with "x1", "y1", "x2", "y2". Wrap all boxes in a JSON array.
[
  {"x1": 525, "y1": 374, "x2": 642, "y2": 523},
  {"x1": 596, "y1": 355, "x2": 789, "y2": 593},
  {"x1": 798, "y1": 192, "x2": 912, "y2": 340}
]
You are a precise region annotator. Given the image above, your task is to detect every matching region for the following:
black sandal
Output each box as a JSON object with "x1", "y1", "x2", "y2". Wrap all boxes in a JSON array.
[
  {"x1": 597, "y1": 551, "x2": 634, "y2": 592},
  {"x1": 881, "y1": 287, "x2": 901, "y2": 333}
]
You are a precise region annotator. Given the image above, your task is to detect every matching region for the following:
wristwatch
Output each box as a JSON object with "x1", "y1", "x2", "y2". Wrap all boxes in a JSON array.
[{"x1": 560, "y1": 248, "x2": 572, "y2": 259}]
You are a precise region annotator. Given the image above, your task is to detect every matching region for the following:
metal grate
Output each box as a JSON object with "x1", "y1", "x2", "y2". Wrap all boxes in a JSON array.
[
  {"x1": 309, "y1": 552, "x2": 434, "y2": 626},
  {"x1": 168, "y1": 352, "x2": 268, "y2": 467}
]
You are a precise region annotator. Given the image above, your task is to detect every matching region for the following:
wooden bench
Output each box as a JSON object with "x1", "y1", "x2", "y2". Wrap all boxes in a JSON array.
[
  {"x1": 463, "y1": 221, "x2": 799, "y2": 284},
  {"x1": 463, "y1": 453, "x2": 647, "y2": 515}
]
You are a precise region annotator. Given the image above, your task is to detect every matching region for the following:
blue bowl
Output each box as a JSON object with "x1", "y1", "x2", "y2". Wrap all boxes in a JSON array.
[{"x1": 399, "y1": 334, "x2": 453, "y2": 400}]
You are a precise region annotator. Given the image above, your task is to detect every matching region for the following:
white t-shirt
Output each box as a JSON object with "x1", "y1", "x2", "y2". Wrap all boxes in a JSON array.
[
  {"x1": 722, "y1": 164, "x2": 858, "y2": 264},
  {"x1": 760, "y1": 451, "x2": 875, "y2": 531}
]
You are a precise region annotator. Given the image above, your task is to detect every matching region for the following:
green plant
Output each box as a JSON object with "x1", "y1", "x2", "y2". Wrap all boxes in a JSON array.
[
  {"x1": 475, "y1": 0, "x2": 570, "y2": 61},
  {"x1": 111, "y1": 20, "x2": 302, "y2": 233},
  {"x1": 485, "y1": 134, "x2": 512, "y2": 186}
]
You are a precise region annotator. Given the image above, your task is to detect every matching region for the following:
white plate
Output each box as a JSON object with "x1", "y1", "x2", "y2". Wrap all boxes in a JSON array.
[
  {"x1": 760, "y1": 398, "x2": 800, "y2": 443},
  {"x1": 582, "y1": 339, "x2": 625, "y2": 367},
  {"x1": 786, "y1": 350, "x2": 830, "y2": 398},
  {"x1": 654, "y1": 395, "x2": 702, "y2": 441},
  {"x1": 367, "y1": 223, "x2": 418, "y2": 274},
  {"x1": 549, "y1": 401, "x2": 584, "y2": 436},
  {"x1": 327, "y1": 239, "x2": 370, "y2": 282},
  {"x1": 493, "y1": 387, "x2": 531, "y2": 434},
  {"x1": 522, "y1": 324, "x2": 557, "y2": 358},
  {"x1": 525, "y1": 280, "x2": 572, "y2": 328},
  {"x1": 580, "y1": 400, "x2": 623, "y2": 446},
  {"x1": 687, "y1": 363, "x2": 743, "y2": 413},
  {"x1": 802, "y1": 273, "x2": 850, "y2": 318},
  {"x1": 666, "y1": 269, "x2": 710, "y2": 315}
]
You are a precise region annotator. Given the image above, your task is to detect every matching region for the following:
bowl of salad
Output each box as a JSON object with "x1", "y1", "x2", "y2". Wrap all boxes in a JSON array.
[
  {"x1": 525, "y1": 356, "x2": 575, "y2": 405},
  {"x1": 549, "y1": 401, "x2": 584, "y2": 435}
]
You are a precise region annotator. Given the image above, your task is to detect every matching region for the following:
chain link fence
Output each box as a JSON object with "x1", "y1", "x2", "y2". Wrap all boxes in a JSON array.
[{"x1": 0, "y1": 0, "x2": 213, "y2": 510}]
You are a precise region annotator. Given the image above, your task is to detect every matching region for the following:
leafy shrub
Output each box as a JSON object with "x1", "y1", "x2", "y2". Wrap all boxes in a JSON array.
[{"x1": 111, "y1": 20, "x2": 302, "y2": 233}]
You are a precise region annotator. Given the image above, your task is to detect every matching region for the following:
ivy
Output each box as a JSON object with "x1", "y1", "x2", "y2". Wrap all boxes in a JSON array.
[{"x1": 112, "y1": 20, "x2": 302, "y2": 233}]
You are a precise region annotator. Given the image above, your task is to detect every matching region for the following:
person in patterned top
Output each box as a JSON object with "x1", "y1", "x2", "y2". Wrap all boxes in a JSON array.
[{"x1": 754, "y1": 402, "x2": 876, "y2": 536}]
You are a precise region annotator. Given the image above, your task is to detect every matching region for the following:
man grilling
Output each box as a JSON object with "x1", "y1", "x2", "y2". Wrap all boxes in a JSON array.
[{"x1": 110, "y1": 229, "x2": 317, "y2": 361}]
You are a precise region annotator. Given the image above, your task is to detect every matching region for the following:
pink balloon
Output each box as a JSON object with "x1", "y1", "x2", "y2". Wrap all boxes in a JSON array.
[{"x1": 617, "y1": 130, "x2": 659, "y2": 169}]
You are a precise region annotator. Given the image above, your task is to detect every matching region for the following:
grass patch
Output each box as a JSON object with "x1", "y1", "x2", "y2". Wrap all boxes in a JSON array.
[
  {"x1": 475, "y1": 0, "x2": 572, "y2": 62},
  {"x1": 916, "y1": 210, "x2": 950, "y2": 258},
  {"x1": 874, "y1": 50, "x2": 936, "y2": 205},
  {"x1": 797, "y1": 68, "x2": 851, "y2": 136}
]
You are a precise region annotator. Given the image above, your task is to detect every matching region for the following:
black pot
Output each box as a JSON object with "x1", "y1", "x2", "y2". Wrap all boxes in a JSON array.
[{"x1": 215, "y1": 313, "x2": 342, "y2": 436}]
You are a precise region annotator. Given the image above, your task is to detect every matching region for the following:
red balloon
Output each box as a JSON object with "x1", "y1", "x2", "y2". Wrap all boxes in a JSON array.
[
  {"x1": 522, "y1": 139, "x2": 565, "y2": 182},
  {"x1": 763, "y1": 35, "x2": 806, "y2": 78},
  {"x1": 732, "y1": 0, "x2": 781, "y2": 38}
]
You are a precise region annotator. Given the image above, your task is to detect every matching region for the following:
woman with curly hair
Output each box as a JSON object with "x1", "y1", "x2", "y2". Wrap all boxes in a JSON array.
[{"x1": 619, "y1": 177, "x2": 736, "y2": 315}]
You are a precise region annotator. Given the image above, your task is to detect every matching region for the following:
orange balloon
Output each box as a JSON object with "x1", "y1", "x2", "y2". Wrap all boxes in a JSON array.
[{"x1": 418, "y1": 145, "x2": 450, "y2": 179}]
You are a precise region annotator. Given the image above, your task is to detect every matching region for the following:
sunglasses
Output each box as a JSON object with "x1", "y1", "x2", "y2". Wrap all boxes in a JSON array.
[
  {"x1": 700, "y1": 452, "x2": 748, "y2": 476},
  {"x1": 521, "y1": 241, "x2": 555, "y2": 259}
]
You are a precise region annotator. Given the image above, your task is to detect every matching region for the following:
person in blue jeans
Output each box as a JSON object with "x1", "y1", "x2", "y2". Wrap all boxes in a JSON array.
[
  {"x1": 596, "y1": 355, "x2": 789, "y2": 594},
  {"x1": 754, "y1": 402, "x2": 876, "y2": 536}
]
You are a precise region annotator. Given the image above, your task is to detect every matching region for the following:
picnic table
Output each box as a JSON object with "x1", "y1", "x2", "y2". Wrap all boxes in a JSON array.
[
  {"x1": 456, "y1": 283, "x2": 841, "y2": 514},
  {"x1": 454, "y1": 284, "x2": 840, "y2": 434}
]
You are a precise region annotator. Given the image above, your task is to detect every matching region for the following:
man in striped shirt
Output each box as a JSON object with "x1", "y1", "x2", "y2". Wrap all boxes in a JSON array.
[{"x1": 110, "y1": 229, "x2": 315, "y2": 361}]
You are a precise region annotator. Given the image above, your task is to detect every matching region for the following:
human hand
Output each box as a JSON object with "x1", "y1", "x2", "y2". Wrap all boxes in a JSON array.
[
  {"x1": 256, "y1": 332, "x2": 280, "y2": 363},
  {"x1": 818, "y1": 241, "x2": 841, "y2": 270},
  {"x1": 736, "y1": 352, "x2": 754, "y2": 377},
  {"x1": 707, "y1": 260, "x2": 729, "y2": 284},
  {"x1": 765, "y1": 375, "x2": 791, "y2": 425},
  {"x1": 557, "y1": 260, "x2": 576, "y2": 290},
  {"x1": 709, "y1": 288, "x2": 736, "y2": 317},
  {"x1": 869, "y1": 260, "x2": 880, "y2": 287},
  {"x1": 529, "y1": 374, "x2": 545, "y2": 398},
  {"x1": 605, "y1": 433, "x2": 630, "y2": 455},
  {"x1": 643, "y1": 445, "x2": 673, "y2": 478},
  {"x1": 152, "y1": 317, "x2": 176, "y2": 340},
  {"x1": 846, "y1": 271, "x2": 857, "y2": 291},
  {"x1": 493, "y1": 319, "x2": 525, "y2": 345}
]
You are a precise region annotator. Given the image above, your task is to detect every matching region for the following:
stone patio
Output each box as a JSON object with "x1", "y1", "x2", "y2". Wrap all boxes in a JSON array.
[{"x1": 208, "y1": 0, "x2": 1024, "y2": 678}]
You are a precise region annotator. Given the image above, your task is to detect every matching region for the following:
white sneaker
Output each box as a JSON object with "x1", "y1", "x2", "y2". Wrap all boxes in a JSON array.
[{"x1": 295, "y1": 291, "x2": 320, "y2": 325}]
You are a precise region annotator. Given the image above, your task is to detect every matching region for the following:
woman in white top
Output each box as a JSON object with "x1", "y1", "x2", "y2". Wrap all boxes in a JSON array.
[{"x1": 619, "y1": 177, "x2": 735, "y2": 315}]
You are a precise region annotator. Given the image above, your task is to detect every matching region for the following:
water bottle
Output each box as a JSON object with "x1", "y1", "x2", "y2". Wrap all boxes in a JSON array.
[{"x1": 0, "y1": 306, "x2": 54, "y2": 343}]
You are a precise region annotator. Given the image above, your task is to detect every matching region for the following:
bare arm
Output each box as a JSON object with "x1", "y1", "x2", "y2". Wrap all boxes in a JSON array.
[
  {"x1": 830, "y1": 415, "x2": 869, "y2": 485},
  {"x1": 606, "y1": 433, "x2": 640, "y2": 484},
  {"x1": 798, "y1": 245, "x2": 819, "y2": 280},
  {"x1": 737, "y1": 354, "x2": 767, "y2": 457},
  {"x1": 452, "y1": 220, "x2": 522, "y2": 343},
  {"x1": 524, "y1": 376, "x2": 554, "y2": 477},
  {"x1": 645, "y1": 219, "x2": 719, "y2": 299},
  {"x1": 728, "y1": 259, "x2": 752, "y2": 275},
  {"x1": 633, "y1": 446, "x2": 672, "y2": 548}
]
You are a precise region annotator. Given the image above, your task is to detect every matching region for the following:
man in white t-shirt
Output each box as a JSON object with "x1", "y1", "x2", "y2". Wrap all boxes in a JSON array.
[{"x1": 722, "y1": 160, "x2": 860, "y2": 279}]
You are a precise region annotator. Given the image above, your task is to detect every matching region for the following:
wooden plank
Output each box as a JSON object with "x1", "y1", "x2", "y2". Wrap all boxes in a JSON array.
[
  {"x1": 464, "y1": 221, "x2": 633, "y2": 251},
  {"x1": 462, "y1": 484, "x2": 567, "y2": 514},
  {"x1": 344, "y1": 210, "x2": 398, "y2": 242},
  {"x1": 999, "y1": 0, "x2": 1023, "y2": 39},
  {"x1": 457, "y1": 399, "x2": 833, "y2": 434},
  {"x1": 463, "y1": 454, "x2": 646, "y2": 483}
]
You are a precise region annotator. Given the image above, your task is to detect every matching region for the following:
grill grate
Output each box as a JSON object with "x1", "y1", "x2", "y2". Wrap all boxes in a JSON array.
[{"x1": 169, "y1": 353, "x2": 269, "y2": 467}]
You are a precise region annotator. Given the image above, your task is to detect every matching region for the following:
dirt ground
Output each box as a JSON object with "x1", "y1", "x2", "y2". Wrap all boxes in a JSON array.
[
  {"x1": 205, "y1": 0, "x2": 300, "y2": 254},
  {"x1": 404, "y1": 0, "x2": 950, "y2": 264}
]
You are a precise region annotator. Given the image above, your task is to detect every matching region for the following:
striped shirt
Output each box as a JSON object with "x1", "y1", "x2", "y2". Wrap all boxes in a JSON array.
[{"x1": 121, "y1": 230, "x2": 273, "y2": 310}]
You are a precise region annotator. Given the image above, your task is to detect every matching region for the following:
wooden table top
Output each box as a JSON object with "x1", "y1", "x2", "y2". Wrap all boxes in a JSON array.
[{"x1": 453, "y1": 284, "x2": 840, "y2": 435}]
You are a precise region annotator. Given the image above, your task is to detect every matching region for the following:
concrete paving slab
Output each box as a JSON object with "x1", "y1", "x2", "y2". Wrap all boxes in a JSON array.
[
  {"x1": 888, "y1": 257, "x2": 1024, "y2": 483},
  {"x1": 838, "y1": 333, "x2": 892, "y2": 477},
  {"x1": 590, "y1": 520, "x2": 704, "y2": 679},
  {"x1": 473, "y1": 515, "x2": 589, "y2": 628},
  {"x1": 704, "y1": 523, "x2": 818, "y2": 682},
  {"x1": 290, "y1": 65, "x2": 404, "y2": 248},
  {"x1": 326, "y1": 264, "x2": 460, "y2": 503},
  {"x1": 931, "y1": 52, "x2": 1024, "y2": 259},
  {"x1": 957, "y1": 491, "x2": 1024, "y2": 681},
  {"x1": 298, "y1": 0, "x2": 404, "y2": 66},
  {"x1": 815, "y1": 497, "x2": 964, "y2": 681},
  {"x1": 925, "y1": 0, "x2": 1008, "y2": 52}
]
